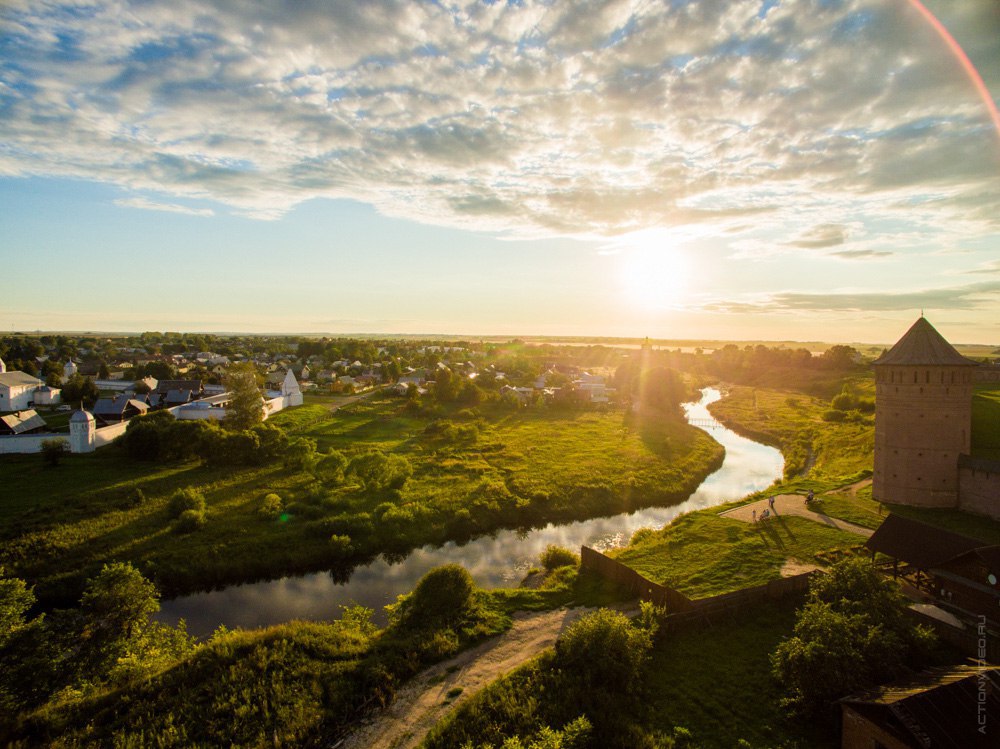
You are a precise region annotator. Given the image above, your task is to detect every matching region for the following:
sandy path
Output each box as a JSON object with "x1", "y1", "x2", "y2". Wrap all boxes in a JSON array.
[
  {"x1": 719, "y1": 493, "x2": 874, "y2": 538},
  {"x1": 339, "y1": 605, "x2": 624, "y2": 749}
]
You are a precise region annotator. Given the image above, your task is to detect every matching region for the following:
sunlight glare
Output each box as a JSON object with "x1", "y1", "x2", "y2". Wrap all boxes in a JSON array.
[{"x1": 617, "y1": 231, "x2": 690, "y2": 311}]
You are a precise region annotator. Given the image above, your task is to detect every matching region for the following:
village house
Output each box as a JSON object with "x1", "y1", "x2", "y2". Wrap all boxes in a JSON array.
[
  {"x1": 0, "y1": 370, "x2": 44, "y2": 411},
  {"x1": 840, "y1": 665, "x2": 999, "y2": 749},
  {"x1": 0, "y1": 409, "x2": 47, "y2": 436},
  {"x1": 92, "y1": 394, "x2": 150, "y2": 425}
]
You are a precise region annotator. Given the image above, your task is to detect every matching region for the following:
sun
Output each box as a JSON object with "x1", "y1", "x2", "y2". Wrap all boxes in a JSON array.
[{"x1": 617, "y1": 231, "x2": 690, "y2": 311}]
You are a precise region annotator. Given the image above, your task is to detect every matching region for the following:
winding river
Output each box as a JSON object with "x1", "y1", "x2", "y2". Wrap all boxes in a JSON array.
[{"x1": 158, "y1": 388, "x2": 783, "y2": 637}]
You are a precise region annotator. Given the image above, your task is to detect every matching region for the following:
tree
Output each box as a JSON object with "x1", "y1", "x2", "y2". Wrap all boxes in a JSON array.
[
  {"x1": 771, "y1": 558, "x2": 936, "y2": 714},
  {"x1": 223, "y1": 362, "x2": 264, "y2": 431},
  {"x1": 61, "y1": 374, "x2": 99, "y2": 407},
  {"x1": 98, "y1": 362, "x2": 110, "y2": 379}
]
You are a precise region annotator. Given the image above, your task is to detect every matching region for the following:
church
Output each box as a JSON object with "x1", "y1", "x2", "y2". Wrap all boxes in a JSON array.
[{"x1": 872, "y1": 317, "x2": 1000, "y2": 520}]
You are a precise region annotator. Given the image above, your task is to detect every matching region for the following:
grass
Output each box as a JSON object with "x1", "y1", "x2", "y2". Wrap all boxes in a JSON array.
[
  {"x1": 808, "y1": 483, "x2": 886, "y2": 530},
  {"x1": 707, "y1": 381, "x2": 874, "y2": 479},
  {"x1": 13, "y1": 583, "x2": 519, "y2": 748},
  {"x1": 0, "y1": 394, "x2": 722, "y2": 606},
  {"x1": 422, "y1": 597, "x2": 835, "y2": 749},
  {"x1": 610, "y1": 510, "x2": 864, "y2": 599},
  {"x1": 643, "y1": 597, "x2": 835, "y2": 749},
  {"x1": 971, "y1": 387, "x2": 1000, "y2": 460}
]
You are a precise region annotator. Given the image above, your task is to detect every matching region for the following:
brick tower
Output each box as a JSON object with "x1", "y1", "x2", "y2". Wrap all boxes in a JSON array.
[{"x1": 872, "y1": 317, "x2": 977, "y2": 507}]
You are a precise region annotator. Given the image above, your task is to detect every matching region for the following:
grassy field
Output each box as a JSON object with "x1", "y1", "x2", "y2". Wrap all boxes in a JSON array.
[
  {"x1": 642, "y1": 597, "x2": 835, "y2": 749},
  {"x1": 610, "y1": 511, "x2": 864, "y2": 599},
  {"x1": 0, "y1": 394, "x2": 722, "y2": 605},
  {"x1": 707, "y1": 381, "x2": 874, "y2": 479},
  {"x1": 972, "y1": 387, "x2": 1000, "y2": 460}
]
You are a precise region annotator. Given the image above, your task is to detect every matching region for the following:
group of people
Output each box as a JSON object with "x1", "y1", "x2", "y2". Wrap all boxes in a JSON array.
[{"x1": 752, "y1": 495, "x2": 778, "y2": 523}]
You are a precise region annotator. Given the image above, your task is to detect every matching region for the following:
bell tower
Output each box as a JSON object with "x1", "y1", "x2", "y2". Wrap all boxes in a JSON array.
[{"x1": 872, "y1": 317, "x2": 976, "y2": 507}]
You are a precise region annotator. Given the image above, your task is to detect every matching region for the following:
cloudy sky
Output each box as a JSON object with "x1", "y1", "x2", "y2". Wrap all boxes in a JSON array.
[{"x1": 1, "y1": 0, "x2": 998, "y2": 344}]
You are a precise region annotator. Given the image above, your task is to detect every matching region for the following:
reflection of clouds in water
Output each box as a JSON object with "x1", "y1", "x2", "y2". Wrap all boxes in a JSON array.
[{"x1": 158, "y1": 388, "x2": 783, "y2": 637}]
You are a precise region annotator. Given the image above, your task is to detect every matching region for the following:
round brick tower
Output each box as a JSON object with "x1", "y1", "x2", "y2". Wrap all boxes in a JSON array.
[{"x1": 872, "y1": 317, "x2": 976, "y2": 507}]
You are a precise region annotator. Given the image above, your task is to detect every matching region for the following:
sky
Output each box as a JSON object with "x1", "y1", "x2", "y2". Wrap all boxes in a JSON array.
[{"x1": 1, "y1": 0, "x2": 998, "y2": 345}]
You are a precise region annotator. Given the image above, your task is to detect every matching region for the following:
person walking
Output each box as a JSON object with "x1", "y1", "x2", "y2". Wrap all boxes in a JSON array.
[
  {"x1": 768, "y1": 496, "x2": 775, "y2": 512},
  {"x1": 752, "y1": 509, "x2": 757, "y2": 523}
]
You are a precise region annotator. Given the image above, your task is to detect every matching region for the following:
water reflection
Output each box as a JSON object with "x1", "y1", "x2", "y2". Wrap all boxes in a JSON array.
[{"x1": 157, "y1": 388, "x2": 783, "y2": 636}]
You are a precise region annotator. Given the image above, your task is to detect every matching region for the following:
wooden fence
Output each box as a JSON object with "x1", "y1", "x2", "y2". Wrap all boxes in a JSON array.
[
  {"x1": 581, "y1": 545, "x2": 815, "y2": 626},
  {"x1": 580, "y1": 546, "x2": 693, "y2": 612}
]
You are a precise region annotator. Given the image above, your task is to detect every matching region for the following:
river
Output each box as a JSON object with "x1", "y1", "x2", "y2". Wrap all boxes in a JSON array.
[{"x1": 157, "y1": 388, "x2": 783, "y2": 637}]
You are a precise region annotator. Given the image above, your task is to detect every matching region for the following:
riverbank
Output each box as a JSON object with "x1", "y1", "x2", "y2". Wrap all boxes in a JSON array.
[{"x1": 0, "y1": 390, "x2": 724, "y2": 608}]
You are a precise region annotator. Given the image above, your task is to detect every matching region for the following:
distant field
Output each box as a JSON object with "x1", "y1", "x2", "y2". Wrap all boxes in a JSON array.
[
  {"x1": 0, "y1": 394, "x2": 722, "y2": 605},
  {"x1": 707, "y1": 380, "x2": 875, "y2": 479},
  {"x1": 972, "y1": 387, "x2": 1000, "y2": 460}
]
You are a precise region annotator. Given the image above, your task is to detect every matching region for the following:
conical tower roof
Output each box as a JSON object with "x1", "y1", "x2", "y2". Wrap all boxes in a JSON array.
[{"x1": 873, "y1": 317, "x2": 977, "y2": 367}]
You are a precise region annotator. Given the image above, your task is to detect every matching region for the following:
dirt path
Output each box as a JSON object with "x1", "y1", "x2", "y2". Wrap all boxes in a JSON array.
[
  {"x1": 340, "y1": 605, "x2": 628, "y2": 749},
  {"x1": 719, "y1": 493, "x2": 874, "y2": 538}
]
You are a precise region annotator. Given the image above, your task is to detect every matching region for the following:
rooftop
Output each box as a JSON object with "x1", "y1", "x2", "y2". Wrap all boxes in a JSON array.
[{"x1": 873, "y1": 317, "x2": 978, "y2": 367}]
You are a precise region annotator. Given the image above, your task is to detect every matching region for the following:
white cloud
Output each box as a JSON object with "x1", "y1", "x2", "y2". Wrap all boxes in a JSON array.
[
  {"x1": 0, "y1": 0, "x2": 996, "y2": 252},
  {"x1": 113, "y1": 196, "x2": 214, "y2": 217}
]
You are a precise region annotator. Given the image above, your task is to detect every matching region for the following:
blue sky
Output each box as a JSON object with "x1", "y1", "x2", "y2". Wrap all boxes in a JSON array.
[{"x1": 1, "y1": 0, "x2": 998, "y2": 344}]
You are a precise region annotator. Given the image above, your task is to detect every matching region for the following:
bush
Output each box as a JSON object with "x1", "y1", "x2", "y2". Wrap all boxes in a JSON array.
[
  {"x1": 168, "y1": 488, "x2": 206, "y2": 518},
  {"x1": 539, "y1": 545, "x2": 579, "y2": 571},
  {"x1": 394, "y1": 564, "x2": 475, "y2": 628},
  {"x1": 175, "y1": 509, "x2": 206, "y2": 533},
  {"x1": 328, "y1": 534, "x2": 353, "y2": 558},
  {"x1": 40, "y1": 438, "x2": 68, "y2": 467},
  {"x1": 821, "y1": 409, "x2": 846, "y2": 423},
  {"x1": 554, "y1": 608, "x2": 653, "y2": 696},
  {"x1": 259, "y1": 493, "x2": 283, "y2": 520}
]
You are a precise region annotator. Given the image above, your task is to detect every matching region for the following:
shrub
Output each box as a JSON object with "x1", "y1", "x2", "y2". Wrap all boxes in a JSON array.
[
  {"x1": 259, "y1": 493, "x2": 283, "y2": 520},
  {"x1": 40, "y1": 438, "x2": 68, "y2": 467},
  {"x1": 539, "y1": 545, "x2": 579, "y2": 571},
  {"x1": 821, "y1": 409, "x2": 846, "y2": 422},
  {"x1": 394, "y1": 564, "x2": 475, "y2": 628},
  {"x1": 328, "y1": 534, "x2": 353, "y2": 558},
  {"x1": 554, "y1": 609, "x2": 653, "y2": 696},
  {"x1": 175, "y1": 509, "x2": 206, "y2": 533},
  {"x1": 168, "y1": 488, "x2": 206, "y2": 518}
]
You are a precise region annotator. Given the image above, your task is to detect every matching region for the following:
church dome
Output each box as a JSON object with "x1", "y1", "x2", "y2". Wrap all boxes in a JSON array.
[{"x1": 70, "y1": 408, "x2": 95, "y2": 423}]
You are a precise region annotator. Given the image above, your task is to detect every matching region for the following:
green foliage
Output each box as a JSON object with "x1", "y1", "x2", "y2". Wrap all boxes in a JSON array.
[
  {"x1": 60, "y1": 374, "x2": 99, "y2": 408},
  {"x1": 971, "y1": 387, "x2": 1000, "y2": 459},
  {"x1": 328, "y1": 533, "x2": 353, "y2": 557},
  {"x1": 223, "y1": 362, "x2": 265, "y2": 431},
  {"x1": 0, "y1": 567, "x2": 34, "y2": 644},
  {"x1": 347, "y1": 449, "x2": 413, "y2": 492},
  {"x1": 771, "y1": 558, "x2": 938, "y2": 714},
  {"x1": 539, "y1": 545, "x2": 579, "y2": 571},
  {"x1": 259, "y1": 492, "x2": 283, "y2": 519},
  {"x1": 40, "y1": 437, "x2": 68, "y2": 467},
  {"x1": 391, "y1": 564, "x2": 475, "y2": 628},
  {"x1": 821, "y1": 409, "x2": 846, "y2": 422},
  {"x1": 554, "y1": 609, "x2": 654, "y2": 696},
  {"x1": 176, "y1": 508, "x2": 207, "y2": 532},
  {"x1": 168, "y1": 487, "x2": 206, "y2": 518}
]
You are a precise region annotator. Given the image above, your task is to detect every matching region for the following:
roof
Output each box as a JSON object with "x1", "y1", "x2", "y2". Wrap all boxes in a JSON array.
[
  {"x1": 0, "y1": 371, "x2": 43, "y2": 388},
  {"x1": 873, "y1": 317, "x2": 978, "y2": 367},
  {"x1": 865, "y1": 513, "x2": 984, "y2": 568},
  {"x1": 841, "y1": 666, "x2": 1000, "y2": 749},
  {"x1": 0, "y1": 409, "x2": 47, "y2": 434},
  {"x1": 70, "y1": 408, "x2": 95, "y2": 424}
]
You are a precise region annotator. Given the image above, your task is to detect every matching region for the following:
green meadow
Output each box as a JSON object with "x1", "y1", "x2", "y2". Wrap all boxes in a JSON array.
[
  {"x1": 611, "y1": 512, "x2": 864, "y2": 599},
  {"x1": 0, "y1": 394, "x2": 722, "y2": 605}
]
